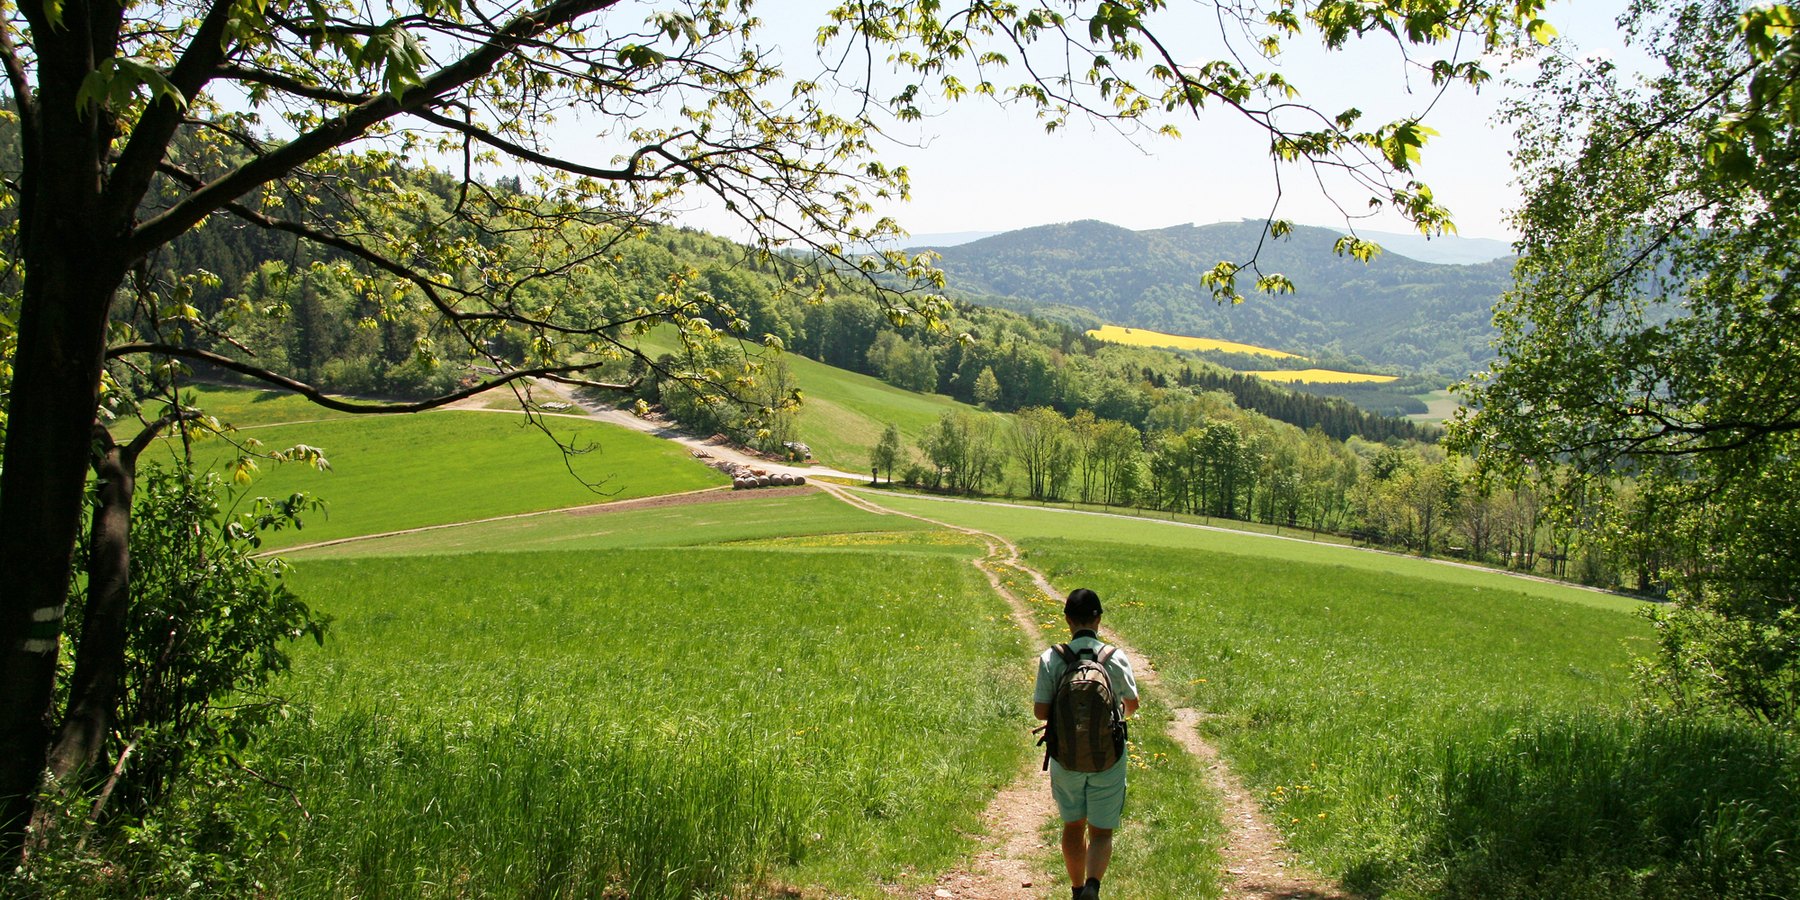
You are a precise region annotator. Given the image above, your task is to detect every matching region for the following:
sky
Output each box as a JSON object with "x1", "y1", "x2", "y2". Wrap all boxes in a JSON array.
[{"x1": 676, "y1": 0, "x2": 1649, "y2": 244}]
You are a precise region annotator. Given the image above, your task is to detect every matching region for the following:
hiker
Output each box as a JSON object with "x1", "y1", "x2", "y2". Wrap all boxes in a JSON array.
[{"x1": 1034, "y1": 587, "x2": 1139, "y2": 900}]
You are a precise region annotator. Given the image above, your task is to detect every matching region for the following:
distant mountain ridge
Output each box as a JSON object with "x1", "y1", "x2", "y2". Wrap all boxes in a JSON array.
[
  {"x1": 904, "y1": 223, "x2": 1513, "y2": 266},
  {"x1": 915, "y1": 219, "x2": 1514, "y2": 377}
]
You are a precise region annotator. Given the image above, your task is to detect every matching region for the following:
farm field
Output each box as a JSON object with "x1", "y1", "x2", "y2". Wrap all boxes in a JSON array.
[
  {"x1": 269, "y1": 488, "x2": 1233, "y2": 898},
  {"x1": 779, "y1": 352, "x2": 985, "y2": 472},
  {"x1": 1240, "y1": 368, "x2": 1400, "y2": 385},
  {"x1": 283, "y1": 489, "x2": 940, "y2": 559},
  {"x1": 180, "y1": 410, "x2": 726, "y2": 550},
  {"x1": 1408, "y1": 388, "x2": 1463, "y2": 424},
  {"x1": 254, "y1": 538, "x2": 1030, "y2": 898},
  {"x1": 1087, "y1": 324, "x2": 1299, "y2": 358},
  {"x1": 861, "y1": 492, "x2": 1639, "y2": 612}
]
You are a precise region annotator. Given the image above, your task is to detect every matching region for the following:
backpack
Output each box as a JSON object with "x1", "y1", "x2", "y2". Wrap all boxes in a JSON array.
[{"x1": 1039, "y1": 643, "x2": 1127, "y2": 773}]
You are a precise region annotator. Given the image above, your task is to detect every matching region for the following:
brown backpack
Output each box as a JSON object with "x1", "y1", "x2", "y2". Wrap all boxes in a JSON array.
[{"x1": 1040, "y1": 643, "x2": 1126, "y2": 773}]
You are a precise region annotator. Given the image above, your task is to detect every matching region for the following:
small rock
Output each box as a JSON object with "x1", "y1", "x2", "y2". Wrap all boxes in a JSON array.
[{"x1": 935, "y1": 890, "x2": 953, "y2": 898}]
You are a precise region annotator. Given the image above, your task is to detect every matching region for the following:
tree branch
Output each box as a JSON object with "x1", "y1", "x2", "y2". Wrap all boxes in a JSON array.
[
  {"x1": 106, "y1": 0, "x2": 243, "y2": 219},
  {"x1": 129, "y1": 0, "x2": 628, "y2": 258},
  {"x1": 0, "y1": 20, "x2": 32, "y2": 138},
  {"x1": 123, "y1": 408, "x2": 206, "y2": 463},
  {"x1": 408, "y1": 106, "x2": 671, "y2": 182},
  {"x1": 106, "y1": 343, "x2": 636, "y2": 414},
  {"x1": 212, "y1": 64, "x2": 374, "y2": 106}
]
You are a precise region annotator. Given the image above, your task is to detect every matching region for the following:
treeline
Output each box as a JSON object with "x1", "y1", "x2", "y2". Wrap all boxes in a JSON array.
[{"x1": 881, "y1": 405, "x2": 1674, "y2": 595}]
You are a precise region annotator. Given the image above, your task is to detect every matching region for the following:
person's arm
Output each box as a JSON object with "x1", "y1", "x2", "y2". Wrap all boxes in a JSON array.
[
  {"x1": 1122, "y1": 697, "x2": 1140, "y2": 718},
  {"x1": 1034, "y1": 701, "x2": 1051, "y2": 721}
]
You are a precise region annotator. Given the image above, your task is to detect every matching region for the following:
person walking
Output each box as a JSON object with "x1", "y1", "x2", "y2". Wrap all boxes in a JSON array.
[{"x1": 1034, "y1": 587, "x2": 1139, "y2": 900}]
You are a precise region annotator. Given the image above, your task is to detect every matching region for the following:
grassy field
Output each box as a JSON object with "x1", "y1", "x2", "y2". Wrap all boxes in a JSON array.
[
  {"x1": 178, "y1": 410, "x2": 726, "y2": 550},
  {"x1": 781, "y1": 353, "x2": 981, "y2": 473},
  {"x1": 87, "y1": 382, "x2": 1799, "y2": 899},
  {"x1": 859, "y1": 492, "x2": 1640, "y2": 613},
  {"x1": 1087, "y1": 324, "x2": 1299, "y2": 359},
  {"x1": 853, "y1": 490, "x2": 1798, "y2": 899},
  {"x1": 270, "y1": 496, "x2": 1234, "y2": 898},
  {"x1": 1408, "y1": 389, "x2": 1464, "y2": 424},
  {"x1": 241, "y1": 537, "x2": 1031, "y2": 898},
  {"x1": 1240, "y1": 368, "x2": 1401, "y2": 384},
  {"x1": 284, "y1": 490, "x2": 939, "y2": 559}
]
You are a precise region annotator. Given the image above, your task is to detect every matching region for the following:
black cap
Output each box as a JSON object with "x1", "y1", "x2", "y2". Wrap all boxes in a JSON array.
[{"x1": 1064, "y1": 588, "x2": 1103, "y2": 620}]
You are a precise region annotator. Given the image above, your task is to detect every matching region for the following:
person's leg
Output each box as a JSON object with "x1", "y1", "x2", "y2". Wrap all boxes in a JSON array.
[
  {"x1": 1061, "y1": 819, "x2": 1088, "y2": 888},
  {"x1": 1085, "y1": 824, "x2": 1114, "y2": 883}
]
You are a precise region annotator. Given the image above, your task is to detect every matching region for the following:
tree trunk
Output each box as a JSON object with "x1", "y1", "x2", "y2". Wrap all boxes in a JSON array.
[
  {"x1": 46, "y1": 427, "x2": 139, "y2": 784},
  {"x1": 0, "y1": 259, "x2": 123, "y2": 859},
  {"x1": 0, "y1": 54, "x2": 132, "y2": 852}
]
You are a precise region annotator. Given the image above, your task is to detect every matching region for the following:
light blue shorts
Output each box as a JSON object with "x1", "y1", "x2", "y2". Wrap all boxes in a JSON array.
[{"x1": 1049, "y1": 754, "x2": 1128, "y2": 829}]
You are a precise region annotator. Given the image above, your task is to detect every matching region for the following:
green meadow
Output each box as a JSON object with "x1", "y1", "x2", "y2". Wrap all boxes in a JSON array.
[
  {"x1": 109, "y1": 387, "x2": 1797, "y2": 898},
  {"x1": 858, "y1": 490, "x2": 1799, "y2": 898},
  {"x1": 780, "y1": 352, "x2": 981, "y2": 472},
  {"x1": 251, "y1": 538, "x2": 1028, "y2": 898},
  {"x1": 177, "y1": 410, "x2": 726, "y2": 549}
]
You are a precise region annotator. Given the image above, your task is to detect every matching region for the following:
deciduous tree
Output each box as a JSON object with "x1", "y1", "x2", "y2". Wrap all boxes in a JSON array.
[{"x1": 1453, "y1": 0, "x2": 1800, "y2": 724}]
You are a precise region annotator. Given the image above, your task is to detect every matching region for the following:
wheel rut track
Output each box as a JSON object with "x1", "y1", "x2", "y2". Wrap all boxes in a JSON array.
[{"x1": 816, "y1": 484, "x2": 1352, "y2": 900}]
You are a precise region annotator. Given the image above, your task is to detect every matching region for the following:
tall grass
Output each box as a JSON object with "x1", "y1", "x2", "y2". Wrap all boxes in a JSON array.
[
  {"x1": 1426, "y1": 717, "x2": 1799, "y2": 899},
  {"x1": 239, "y1": 541, "x2": 1031, "y2": 897},
  {"x1": 1015, "y1": 535, "x2": 1798, "y2": 898}
]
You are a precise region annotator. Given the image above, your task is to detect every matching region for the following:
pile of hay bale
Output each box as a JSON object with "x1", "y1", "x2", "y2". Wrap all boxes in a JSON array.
[
  {"x1": 691, "y1": 452, "x2": 807, "y2": 490},
  {"x1": 727, "y1": 464, "x2": 806, "y2": 490}
]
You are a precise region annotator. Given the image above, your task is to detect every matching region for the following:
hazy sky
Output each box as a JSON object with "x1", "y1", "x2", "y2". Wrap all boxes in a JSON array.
[{"x1": 692, "y1": 0, "x2": 1647, "y2": 243}]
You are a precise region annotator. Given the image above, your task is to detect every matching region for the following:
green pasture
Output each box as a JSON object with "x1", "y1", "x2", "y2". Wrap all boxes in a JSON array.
[
  {"x1": 284, "y1": 489, "x2": 940, "y2": 559},
  {"x1": 848, "y1": 491, "x2": 1795, "y2": 899},
  {"x1": 779, "y1": 352, "x2": 978, "y2": 472},
  {"x1": 110, "y1": 383, "x2": 360, "y2": 434},
  {"x1": 178, "y1": 410, "x2": 725, "y2": 550},
  {"x1": 245, "y1": 540, "x2": 1030, "y2": 898},
  {"x1": 858, "y1": 491, "x2": 1641, "y2": 613}
]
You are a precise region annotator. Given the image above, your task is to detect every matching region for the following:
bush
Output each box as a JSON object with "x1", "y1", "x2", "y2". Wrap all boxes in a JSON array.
[{"x1": 17, "y1": 464, "x2": 327, "y2": 895}]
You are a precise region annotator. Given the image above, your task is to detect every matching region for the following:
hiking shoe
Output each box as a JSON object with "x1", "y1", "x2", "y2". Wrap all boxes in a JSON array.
[{"x1": 1081, "y1": 877, "x2": 1101, "y2": 899}]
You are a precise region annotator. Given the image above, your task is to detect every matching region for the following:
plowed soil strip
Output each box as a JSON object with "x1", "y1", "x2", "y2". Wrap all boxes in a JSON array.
[{"x1": 821, "y1": 485, "x2": 1352, "y2": 900}]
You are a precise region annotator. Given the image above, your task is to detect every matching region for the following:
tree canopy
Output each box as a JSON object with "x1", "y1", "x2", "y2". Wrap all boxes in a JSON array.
[{"x1": 1452, "y1": 0, "x2": 1800, "y2": 726}]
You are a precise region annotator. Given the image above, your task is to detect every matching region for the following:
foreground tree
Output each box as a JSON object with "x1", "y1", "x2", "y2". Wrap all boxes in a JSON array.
[
  {"x1": 1453, "y1": 1, "x2": 1800, "y2": 725},
  {"x1": 0, "y1": 0, "x2": 1554, "y2": 857}
]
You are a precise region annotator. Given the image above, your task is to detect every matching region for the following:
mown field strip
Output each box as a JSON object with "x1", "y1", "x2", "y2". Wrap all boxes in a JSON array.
[
  {"x1": 825, "y1": 484, "x2": 1344, "y2": 899},
  {"x1": 263, "y1": 485, "x2": 736, "y2": 556}
]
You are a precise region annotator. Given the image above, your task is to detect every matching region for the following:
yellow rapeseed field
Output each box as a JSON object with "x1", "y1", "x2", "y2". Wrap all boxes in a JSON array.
[
  {"x1": 1087, "y1": 324, "x2": 1300, "y2": 359},
  {"x1": 1242, "y1": 369, "x2": 1400, "y2": 384}
]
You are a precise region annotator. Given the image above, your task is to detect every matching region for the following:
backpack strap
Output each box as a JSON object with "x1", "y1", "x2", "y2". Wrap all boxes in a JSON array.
[
  {"x1": 1094, "y1": 645, "x2": 1118, "y2": 665},
  {"x1": 1052, "y1": 643, "x2": 1076, "y2": 665}
]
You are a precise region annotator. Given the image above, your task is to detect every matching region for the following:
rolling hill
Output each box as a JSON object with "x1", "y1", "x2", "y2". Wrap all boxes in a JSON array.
[{"x1": 918, "y1": 219, "x2": 1514, "y2": 377}]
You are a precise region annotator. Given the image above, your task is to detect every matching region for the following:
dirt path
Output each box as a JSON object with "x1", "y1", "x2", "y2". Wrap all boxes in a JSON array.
[
  {"x1": 444, "y1": 378, "x2": 869, "y2": 481},
  {"x1": 816, "y1": 484, "x2": 1352, "y2": 900}
]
